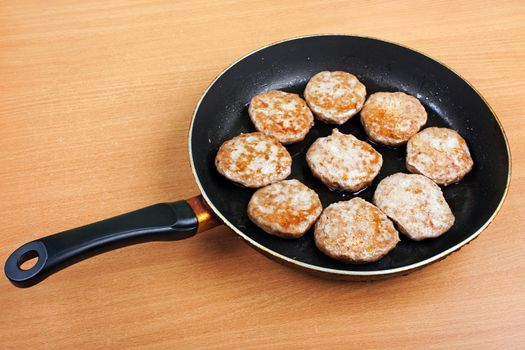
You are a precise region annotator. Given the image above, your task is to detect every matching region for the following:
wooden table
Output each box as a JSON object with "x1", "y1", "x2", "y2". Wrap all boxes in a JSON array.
[{"x1": 1, "y1": 1, "x2": 524, "y2": 348}]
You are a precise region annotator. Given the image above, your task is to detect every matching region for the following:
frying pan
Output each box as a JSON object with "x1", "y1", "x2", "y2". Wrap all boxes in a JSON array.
[{"x1": 5, "y1": 35, "x2": 510, "y2": 288}]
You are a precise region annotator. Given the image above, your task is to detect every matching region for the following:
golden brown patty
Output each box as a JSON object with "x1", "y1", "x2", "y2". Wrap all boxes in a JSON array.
[
  {"x1": 304, "y1": 71, "x2": 367, "y2": 124},
  {"x1": 314, "y1": 198, "x2": 399, "y2": 263},
  {"x1": 306, "y1": 129, "x2": 382, "y2": 192},
  {"x1": 247, "y1": 179, "x2": 322, "y2": 239},
  {"x1": 360, "y1": 92, "x2": 427, "y2": 146},
  {"x1": 248, "y1": 90, "x2": 314, "y2": 144},
  {"x1": 215, "y1": 132, "x2": 291, "y2": 188},
  {"x1": 406, "y1": 127, "x2": 474, "y2": 185},
  {"x1": 373, "y1": 173, "x2": 455, "y2": 240}
]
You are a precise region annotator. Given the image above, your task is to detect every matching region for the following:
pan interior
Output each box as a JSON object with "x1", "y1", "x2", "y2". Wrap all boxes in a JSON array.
[{"x1": 190, "y1": 36, "x2": 509, "y2": 273}]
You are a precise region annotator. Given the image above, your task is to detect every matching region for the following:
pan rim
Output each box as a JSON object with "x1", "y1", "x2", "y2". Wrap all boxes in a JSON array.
[{"x1": 188, "y1": 34, "x2": 512, "y2": 277}]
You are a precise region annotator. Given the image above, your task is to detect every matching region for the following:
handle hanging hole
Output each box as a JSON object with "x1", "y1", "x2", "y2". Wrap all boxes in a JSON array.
[{"x1": 17, "y1": 250, "x2": 39, "y2": 270}]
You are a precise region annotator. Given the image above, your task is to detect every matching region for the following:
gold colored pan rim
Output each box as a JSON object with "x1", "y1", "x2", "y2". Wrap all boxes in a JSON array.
[{"x1": 188, "y1": 34, "x2": 511, "y2": 278}]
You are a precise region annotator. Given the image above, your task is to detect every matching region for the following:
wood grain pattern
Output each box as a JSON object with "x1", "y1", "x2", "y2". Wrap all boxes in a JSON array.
[{"x1": 1, "y1": 0, "x2": 524, "y2": 348}]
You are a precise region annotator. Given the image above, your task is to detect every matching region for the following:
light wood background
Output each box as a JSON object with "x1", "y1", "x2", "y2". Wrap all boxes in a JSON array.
[{"x1": 1, "y1": 1, "x2": 524, "y2": 349}]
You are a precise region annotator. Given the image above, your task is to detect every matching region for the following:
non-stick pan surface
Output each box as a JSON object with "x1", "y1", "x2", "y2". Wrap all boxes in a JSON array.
[{"x1": 190, "y1": 35, "x2": 510, "y2": 277}]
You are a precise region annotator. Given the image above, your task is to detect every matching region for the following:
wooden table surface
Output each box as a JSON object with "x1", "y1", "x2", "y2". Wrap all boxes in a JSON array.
[{"x1": 1, "y1": 1, "x2": 524, "y2": 348}]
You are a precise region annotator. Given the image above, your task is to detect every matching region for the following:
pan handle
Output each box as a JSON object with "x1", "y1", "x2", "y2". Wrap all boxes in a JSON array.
[{"x1": 5, "y1": 196, "x2": 219, "y2": 288}]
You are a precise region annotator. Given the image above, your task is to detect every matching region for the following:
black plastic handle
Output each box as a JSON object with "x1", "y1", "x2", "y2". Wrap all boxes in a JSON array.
[{"x1": 5, "y1": 201, "x2": 198, "y2": 288}]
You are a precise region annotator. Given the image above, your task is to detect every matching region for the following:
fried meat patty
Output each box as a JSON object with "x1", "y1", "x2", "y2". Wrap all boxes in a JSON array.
[
  {"x1": 215, "y1": 132, "x2": 291, "y2": 188},
  {"x1": 247, "y1": 179, "x2": 322, "y2": 238},
  {"x1": 306, "y1": 129, "x2": 382, "y2": 192},
  {"x1": 314, "y1": 198, "x2": 399, "y2": 263},
  {"x1": 304, "y1": 71, "x2": 366, "y2": 124},
  {"x1": 360, "y1": 91, "x2": 427, "y2": 146},
  {"x1": 406, "y1": 127, "x2": 473, "y2": 185},
  {"x1": 248, "y1": 90, "x2": 314, "y2": 144},
  {"x1": 373, "y1": 173, "x2": 455, "y2": 240}
]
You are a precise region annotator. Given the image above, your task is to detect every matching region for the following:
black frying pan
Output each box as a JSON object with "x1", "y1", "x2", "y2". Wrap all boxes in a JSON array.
[{"x1": 5, "y1": 35, "x2": 510, "y2": 288}]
